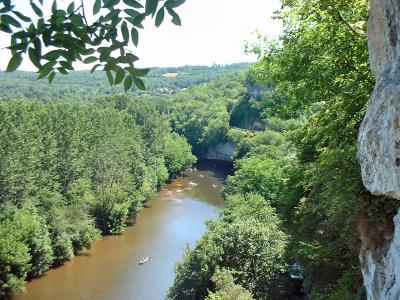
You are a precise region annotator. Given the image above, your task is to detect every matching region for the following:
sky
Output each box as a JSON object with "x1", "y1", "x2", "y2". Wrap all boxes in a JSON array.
[{"x1": 0, "y1": 0, "x2": 282, "y2": 71}]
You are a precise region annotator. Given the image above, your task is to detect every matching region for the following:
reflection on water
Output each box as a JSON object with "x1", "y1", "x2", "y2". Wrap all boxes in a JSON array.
[{"x1": 13, "y1": 160, "x2": 229, "y2": 300}]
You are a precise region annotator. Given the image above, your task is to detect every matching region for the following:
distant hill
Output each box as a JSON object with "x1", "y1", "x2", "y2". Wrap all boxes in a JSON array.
[{"x1": 0, "y1": 63, "x2": 248, "y2": 101}]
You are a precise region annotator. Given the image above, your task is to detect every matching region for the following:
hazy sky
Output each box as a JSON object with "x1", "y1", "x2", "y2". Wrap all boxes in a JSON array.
[{"x1": 0, "y1": 0, "x2": 282, "y2": 70}]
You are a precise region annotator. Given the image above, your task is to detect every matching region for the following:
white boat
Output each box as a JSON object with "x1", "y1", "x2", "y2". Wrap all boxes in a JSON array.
[{"x1": 138, "y1": 256, "x2": 150, "y2": 265}]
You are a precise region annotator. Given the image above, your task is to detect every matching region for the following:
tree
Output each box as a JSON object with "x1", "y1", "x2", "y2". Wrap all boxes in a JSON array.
[
  {"x1": 247, "y1": 0, "x2": 379, "y2": 297},
  {"x1": 168, "y1": 193, "x2": 288, "y2": 300},
  {"x1": 0, "y1": 97, "x2": 196, "y2": 296},
  {"x1": 205, "y1": 269, "x2": 254, "y2": 300},
  {"x1": 0, "y1": 0, "x2": 185, "y2": 90}
]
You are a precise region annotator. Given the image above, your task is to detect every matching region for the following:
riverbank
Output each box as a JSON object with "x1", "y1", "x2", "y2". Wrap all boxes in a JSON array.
[{"x1": 12, "y1": 161, "x2": 229, "y2": 300}]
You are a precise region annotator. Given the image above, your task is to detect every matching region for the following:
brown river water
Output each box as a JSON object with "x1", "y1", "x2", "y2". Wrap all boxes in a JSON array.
[{"x1": 13, "y1": 161, "x2": 229, "y2": 300}]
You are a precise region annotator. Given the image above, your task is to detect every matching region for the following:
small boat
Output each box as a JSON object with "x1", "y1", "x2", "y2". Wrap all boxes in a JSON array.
[
  {"x1": 199, "y1": 174, "x2": 204, "y2": 178},
  {"x1": 188, "y1": 181, "x2": 198, "y2": 186},
  {"x1": 138, "y1": 256, "x2": 150, "y2": 265},
  {"x1": 212, "y1": 184, "x2": 217, "y2": 188}
]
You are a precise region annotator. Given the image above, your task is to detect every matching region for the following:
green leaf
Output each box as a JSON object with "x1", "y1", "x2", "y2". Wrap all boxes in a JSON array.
[
  {"x1": 126, "y1": 53, "x2": 139, "y2": 62},
  {"x1": 83, "y1": 56, "x2": 97, "y2": 64},
  {"x1": 43, "y1": 50, "x2": 64, "y2": 60},
  {"x1": 1, "y1": 0, "x2": 12, "y2": 12},
  {"x1": 131, "y1": 27, "x2": 139, "y2": 46},
  {"x1": 91, "y1": 64, "x2": 102, "y2": 73},
  {"x1": 51, "y1": 0, "x2": 57, "y2": 14},
  {"x1": 124, "y1": 75, "x2": 133, "y2": 91},
  {"x1": 82, "y1": 48, "x2": 96, "y2": 55},
  {"x1": 106, "y1": 70, "x2": 114, "y2": 85},
  {"x1": 33, "y1": 38, "x2": 42, "y2": 57},
  {"x1": 1, "y1": 14, "x2": 21, "y2": 28},
  {"x1": 167, "y1": 8, "x2": 181, "y2": 26},
  {"x1": 30, "y1": 1, "x2": 43, "y2": 17},
  {"x1": 121, "y1": 21, "x2": 129, "y2": 42},
  {"x1": 8, "y1": 43, "x2": 28, "y2": 51},
  {"x1": 28, "y1": 47, "x2": 41, "y2": 68},
  {"x1": 37, "y1": 61, "x2": 57, "y2": 79},
  {"x1": 93, "y1": 0, "x2": 101, "y2": 15},
  {"x1": 125, "y1": 9, "x2": 140, "y2": 18},
  {"x1": 155, "y1": 7, "x2": 164, "y2": 27},
  {"x1": 0, "y1": 23, "x2": 12, "y2": 33},
  {"x1": 60, "y1": 61, "x2": 73, "y2": 70},
  {"x1": 127, "y1": 14, "x2": 145, "y2": 27},
  {"x1": 57, "y1": 67, "x2": 68, "y2": 75},
  {"x1": 48, "y1": 71, "x2": 56, "y2": 83},
  {"x1": 145, "y1": 0, "x2": 158, "y2": 16},
  {"x1": 71, "y1": 14, "x2": 84, "y2": 27},
  {"x1": 133, "y1": 77, "x2": 145, "y2": 90},
  {"x1": 165, "y1": 0, "x2": 185, "y2": 8},
  {"x1": 67, "y1": 2, "x2": 75, "y2": 14},
  {"x1": 103, "y1": 0, "x2": 120, "y2": 9},
  {"x1": 115, "y1": 69, "x2": 125, "y2": 84},
  {"x1": 126, "y1": 67, "x2": 150, "y2": 76},
  {"x1": 6, "y1": 53, "x2": 22, "y2": 72},
  {"x1": 123, "y1": 0, "x2": 143, "y2": 9},
  {"x1": 37, "y1": 18, "x2": 44, "y2": 31},
  {"x1": 12, "y1": 11, "x2": 32, "y2": 23},
  {"x1": 102, "y1": 9, "x2": 118, "y2": 22}
]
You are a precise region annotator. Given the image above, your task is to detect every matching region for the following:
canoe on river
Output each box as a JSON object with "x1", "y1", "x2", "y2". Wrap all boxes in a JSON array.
[{"x1": 138, "y1": 256, "x2": 150, "y2": 265}]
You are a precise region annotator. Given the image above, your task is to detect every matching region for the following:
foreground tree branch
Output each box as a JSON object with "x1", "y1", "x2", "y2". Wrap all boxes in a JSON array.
[{"x1": 0, "y1": 0, "x2": 185, "y2": 90}]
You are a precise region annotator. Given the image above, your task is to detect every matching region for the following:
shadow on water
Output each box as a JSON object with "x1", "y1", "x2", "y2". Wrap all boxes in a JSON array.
[{"x1": 196, "y1": 159, "x2": 233, "y2": 178}]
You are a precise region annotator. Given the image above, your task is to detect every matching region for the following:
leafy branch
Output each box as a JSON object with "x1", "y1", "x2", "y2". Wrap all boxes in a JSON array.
[{"x1": 0, "y1": 0, "x2": 185, "y2": 91}]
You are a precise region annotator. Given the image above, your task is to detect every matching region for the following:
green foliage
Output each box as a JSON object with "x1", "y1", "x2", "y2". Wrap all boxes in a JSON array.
[
  {"x1": 0, "y1": 64, "x2": 248, "y2": 101},
  {"x1": 229, "y1": 95, "x2": 262, "y2": 130},
  {"x1": 0, "y1": 220, "x2": 31, "y2": 298},
  {"x1": 205, "y1": 269, "x2": 254, "y2": 300},
  {"x1": 245, "y1": 0, "x2": 383, "y2": 298},
  {"x1": 171, "y1": 72, "x2": 247, "y2": 154},
  {"x1": 224, "y1": 147, "x2": 286, "y2": 208},
  {"x1": 227, "y1": 128, "x2": 287, "y2": 160},
  {"x1": 0, "y1": 203, "x2": 54, "y2": 297},
  {"x1": 168, "y1": 193, "x2": 288, "y2": 300},
  {"x1": 0, "y1": 95, "x2": 195, "y2": 296},
  {"x1": 250, "y1": 0, "x2": 371, "y2": 119},
  {"x1": 163, "y1": 133, "x2": 197, "y2": 176},
  {"x1": 0, "y1": 0, "x2": 185, "y2": 88}
]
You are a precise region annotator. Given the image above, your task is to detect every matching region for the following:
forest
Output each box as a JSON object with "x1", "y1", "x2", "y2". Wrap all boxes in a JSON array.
[
  {"x1": 0, "y1": 0, "x2": 397, "y2": 299},
  {"x1": 167, "y1": 0, "x2": 397, "y2": 299},
  {"x1": 0, "y1": 97, "x2": 196, "y2": 298},
  {"x1": 0, "y1": 63, "x2": 247, "y2": 101}
]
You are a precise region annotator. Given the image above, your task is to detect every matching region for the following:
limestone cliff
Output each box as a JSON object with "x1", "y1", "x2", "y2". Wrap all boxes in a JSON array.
[
  {"x1": 357, "y1": 1, "x2": 400, "y2": 299},
  {"x1": 203, "y1": 142, "x2": 234, "y2": 162},
  {"x1": 358, "y1": 0, "x2": 400, "y2": 199}
]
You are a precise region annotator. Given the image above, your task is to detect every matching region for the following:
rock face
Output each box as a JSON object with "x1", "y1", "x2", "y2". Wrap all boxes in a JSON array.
[
  {"x1": 357, "y1": 1, "x2": 400, "y2": 299},
  {"x1": 359, "y1": 211, "x2": 400, "y2": 300},
  {"x1": 203, "y1": 142, "x2": 234, "y2": 162},
  {"x1": 246, "y1": 80, "x2": 264, "y2": 100},
  {"x1": 358, "y1": 0, "x2": 400, "y2": 199}
]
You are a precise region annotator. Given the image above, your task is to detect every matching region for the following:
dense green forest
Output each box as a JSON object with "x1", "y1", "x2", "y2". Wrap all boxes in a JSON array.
[
  {"x1": 167, "y1": 0, "x2": 398, "y2": 300},
  {"x1": 0, "y1": 97, "x2": 195, "y2": 298},
  {"x1": 1, "y1": 0, "x2": 398, "y2": 299},
  {"x1": 0, "y1": 64, "x2": 247, "y2": 102}
]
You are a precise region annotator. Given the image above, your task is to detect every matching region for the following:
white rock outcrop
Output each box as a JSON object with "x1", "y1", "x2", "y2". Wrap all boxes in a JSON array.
[
  {"x1": 357, "y1": 1, "x2": 400, "y2": 299},
  {"x1": 203, "y1": 142, "x2": 234, "y2": 162},
  {"x1": 360, "y1": 211, "x2": 400, "y2": 300},
  {"x1": 358, "y1": 0, "x2": 400, "y2": 199}
]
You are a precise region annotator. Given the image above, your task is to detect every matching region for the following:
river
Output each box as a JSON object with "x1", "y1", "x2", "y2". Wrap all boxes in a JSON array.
[{"x1": 13, "y1": 161, "x2": 229, "y2": 300}]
